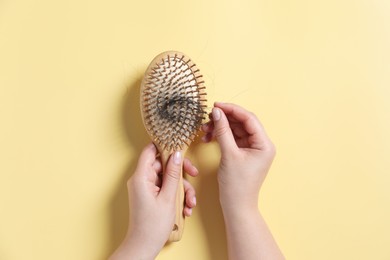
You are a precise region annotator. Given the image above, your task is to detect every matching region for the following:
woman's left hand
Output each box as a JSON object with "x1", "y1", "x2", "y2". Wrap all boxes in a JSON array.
[{"x1": 110, "y1": 143, "x2": 198, "y2": 260}]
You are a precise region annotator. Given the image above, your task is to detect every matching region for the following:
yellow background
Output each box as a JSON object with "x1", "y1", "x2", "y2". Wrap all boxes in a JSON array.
[{"x1": 1, "y1": 0, "x2": 389, "y2": 259}]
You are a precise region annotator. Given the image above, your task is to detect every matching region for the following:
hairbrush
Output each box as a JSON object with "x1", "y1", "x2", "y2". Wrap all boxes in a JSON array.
[{"x1": 140, "y1": 51, "x2": 207, "y2": 242}]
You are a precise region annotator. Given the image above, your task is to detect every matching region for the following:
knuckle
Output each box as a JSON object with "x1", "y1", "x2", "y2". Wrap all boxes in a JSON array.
[
  {"x1": 248, "y1": 112, "x2": 257, "y2": 120},
  {"x1": 166, "y1": 167, "x2": 180, "y2": 181},
  {"x1": 266, "y1": 142, "x2": 276, "y2": 158},
  {"x1": 187, "y1": 186, "x2": 195, "y2": 195},
  {"x1": 214, "y1": 125, "x2": 229, "y2": 138}
]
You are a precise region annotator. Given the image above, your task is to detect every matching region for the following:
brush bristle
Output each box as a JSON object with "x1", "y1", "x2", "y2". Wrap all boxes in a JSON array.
[{"x1": 141, "y1": 52, "x2": 207, "y2": 152}]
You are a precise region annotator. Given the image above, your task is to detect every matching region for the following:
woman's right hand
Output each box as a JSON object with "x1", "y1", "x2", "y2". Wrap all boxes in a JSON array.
[
  {"x1": 202, "y1": 102, "x2": 276, "y2": 214},
  {"x1": 202, "y1": 102, "x2": 284, "y2": 260}
]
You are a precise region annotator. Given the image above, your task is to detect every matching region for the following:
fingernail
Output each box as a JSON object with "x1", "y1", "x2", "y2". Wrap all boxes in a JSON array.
[
  {"x1": 192, "y1": 197, "x2": 197, "y2": 206},
  {"x1": 188, "y1": 208, "x2": 192, "y2": 216},
  {"x1": 212, "y1": 108, "x2": 221, "y2": 121},
  {"x1": 173, "y1": 151, "x2": 182, "y2": 165}
]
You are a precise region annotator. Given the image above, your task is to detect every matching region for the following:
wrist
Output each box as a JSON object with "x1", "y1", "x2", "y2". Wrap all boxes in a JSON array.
[
  {"x1": 112, "y1": 232, "x2": 160, "y2": 260},
  {"x1": 219, "y1": 190, "x2": 260, "y2": 220},
  {"x1": 221, "y1": 201, "x2": 260, "y2": 218},
  {"x1": 219, "y1": 190, "x2": 259, "y2": 216},
  {"x1": 221, "y1": 204, "x2": 261, "y2": 228}
]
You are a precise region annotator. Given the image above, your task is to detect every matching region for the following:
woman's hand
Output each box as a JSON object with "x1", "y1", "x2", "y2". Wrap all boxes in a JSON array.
[
  {"x1": 202, "y1": 102, "x2": 276, "y2": 213},
  {"x1": 202, "y1": 102, "x2": 283, "y2": 260},
  {"x1": 110, "y1": 143, "x2": 198, "y2": 260}
]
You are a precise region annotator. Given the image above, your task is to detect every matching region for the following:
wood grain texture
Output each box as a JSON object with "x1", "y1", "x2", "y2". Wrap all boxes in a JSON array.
[{"x1": 140, "y1": 51, "x2": 207, "y2": 241}]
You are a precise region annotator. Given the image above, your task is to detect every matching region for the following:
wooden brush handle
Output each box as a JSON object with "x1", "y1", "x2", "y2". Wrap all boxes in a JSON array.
[
  {"x1": 140, "y1": 51, "x2": 207, "y2": 242},
  {"x1": 161, "y1": 150, "x2": 185, "y2": 242},
  {"x1": 170, "y1": 167, "x2": 185, "y2": 242}
]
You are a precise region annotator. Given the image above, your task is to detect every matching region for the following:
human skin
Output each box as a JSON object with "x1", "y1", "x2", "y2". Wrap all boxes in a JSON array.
[
  {"x1": 202, "y1": 102, "x2": 285, "y2": 260},
  {"x1": 109, "y1": 145, "x2": 198, "y2": 260},
  {"x1": 111, "y1": 102, "x2": 285, "y2": 260}
]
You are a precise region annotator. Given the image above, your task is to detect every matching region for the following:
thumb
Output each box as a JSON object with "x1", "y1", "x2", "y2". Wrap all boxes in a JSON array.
[
  {"x1": 212, "y1": 107, "x2": 237, "y2": 153},
  {"x1": 160, "y1": 151, "x2": 183, "y2": 201}
]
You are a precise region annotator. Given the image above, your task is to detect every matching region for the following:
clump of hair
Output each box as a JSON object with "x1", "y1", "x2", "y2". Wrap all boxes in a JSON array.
[{"x1": 141, "y1": 52, "x2": 207, "y2": 152}]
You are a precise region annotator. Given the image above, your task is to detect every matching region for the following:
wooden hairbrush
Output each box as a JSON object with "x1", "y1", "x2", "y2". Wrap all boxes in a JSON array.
[{"x1": 140, "y1": 51, "x2": 207, "y2": 242}]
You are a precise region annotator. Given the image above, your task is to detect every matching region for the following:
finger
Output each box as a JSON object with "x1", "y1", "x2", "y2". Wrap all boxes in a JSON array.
[
  {"x1": 152, "y1": 159, "x2": 162, "y2": 173},
  {"x1": 214, "y1": 102, "x2": 260, "y2": 135},
  {"x1": 184, "y1": 207, "x2": 193, "y2": 217},
  {"x1": 183, "y1": 179, "x2": 196, "y2": 208},
  {"x1": 201, "y1": 133, "x2": 213, "y2": 143},
  {"x1": 183, "y1": 158, "x2": 199, "y2": 177},
  {"x1": 134, "y1": 143, "x2": 158, "y2": 177},
  {"x1": 159, "y1": 151, "x2": 183, "y2": 202},
  {"x1": 215, "y1": 102, "x2": 272, "y2": 150},
  {"x1": 230, "y1": 122, "x2": 248, "y2": 138},
  {"x1": 155, "y1": 173, "x2": 163, "y2": 187},
  {"x1": 235, "y1": 137, "x2": 250, "y2": 148},
  {"x1": 201, "y1": 121, "x2": 214, "y2": 133},
  {"x1": 211, "y1": 107, "x2": 238, "y2": 153}
]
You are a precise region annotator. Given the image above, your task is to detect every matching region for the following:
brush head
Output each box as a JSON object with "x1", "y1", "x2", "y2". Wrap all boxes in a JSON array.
[{"x1": 140, "y1": 51, "x2": 207, "y2": 152}]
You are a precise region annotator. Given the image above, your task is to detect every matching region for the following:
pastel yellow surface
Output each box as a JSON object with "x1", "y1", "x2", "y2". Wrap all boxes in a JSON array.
[{"x1": 1, "y1": 0, "x2": 389, "y2": 259}]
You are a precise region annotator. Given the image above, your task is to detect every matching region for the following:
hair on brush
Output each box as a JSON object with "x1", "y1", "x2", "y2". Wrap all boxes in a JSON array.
[
  {"x1": 140, "y1": 51, "x2": 207, "y2": 241},
  {"x1": 141, "y1": 51, "x2": 207, "y2": 152}
]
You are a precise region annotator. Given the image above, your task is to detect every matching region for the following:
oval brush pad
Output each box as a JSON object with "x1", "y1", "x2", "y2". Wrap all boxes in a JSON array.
[{"x1": 140, "y1": 51, "x2": 207, "y2": 242}]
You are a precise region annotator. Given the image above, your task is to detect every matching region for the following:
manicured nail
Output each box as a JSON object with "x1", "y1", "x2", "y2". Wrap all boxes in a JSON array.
[
  {"x1": 192, "y1": 197, "x2": 197, "y2": 206},
  {"x1": 212, "y1": 108, "x2": 221, "y2": 121},
  {"x1": 173, "y1": 151, "x2": 182, "y2": 165}
]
